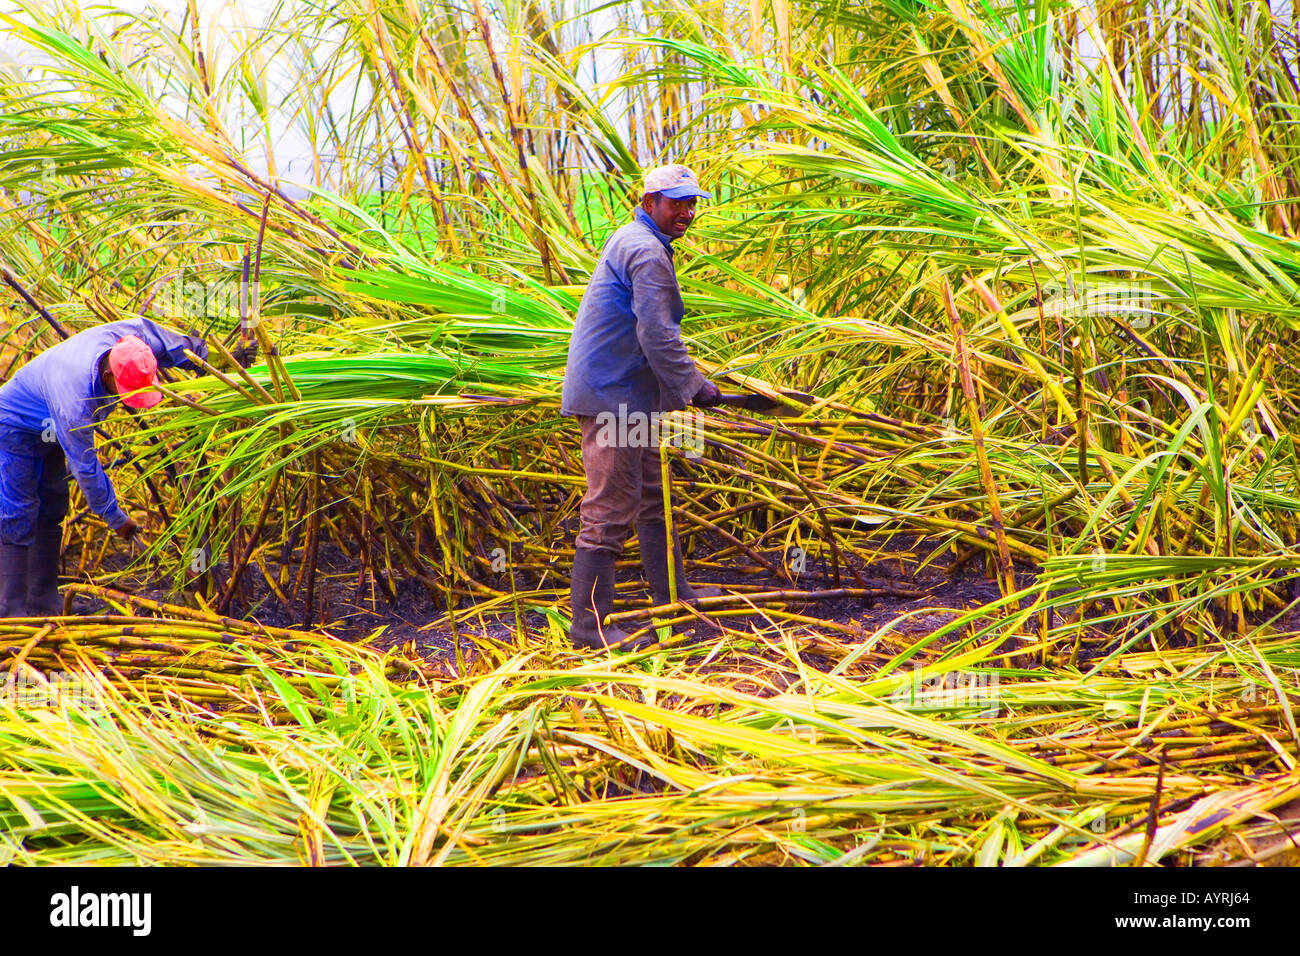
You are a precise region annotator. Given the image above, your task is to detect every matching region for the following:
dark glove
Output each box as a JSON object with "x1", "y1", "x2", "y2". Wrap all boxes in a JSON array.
[
  {"x1": 232, "y1": 341, "x2": 259, "y2": 370},
  {"x1": 114, "y1": 517, "x2": 140, "y2": 540},
  {"x1": 178, "y1": 332, "x2": 211, "y2": 374},
  {"x1": 692, "y1": 379, "x2": 723, "y2": 407}
]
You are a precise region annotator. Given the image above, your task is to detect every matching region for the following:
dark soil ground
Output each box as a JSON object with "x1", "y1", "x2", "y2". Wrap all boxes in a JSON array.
[{"x1": 65, "y1": 527, "x2": 1180, "y2": 671}]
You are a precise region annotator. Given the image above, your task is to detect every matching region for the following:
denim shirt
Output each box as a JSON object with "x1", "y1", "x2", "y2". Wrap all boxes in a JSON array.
[
  {"x1": 560, "y1": 207, "x2": 707, "y2": 416},
  {"x1": 0, "y1": 318, "x2": 208, "y2": 529}
]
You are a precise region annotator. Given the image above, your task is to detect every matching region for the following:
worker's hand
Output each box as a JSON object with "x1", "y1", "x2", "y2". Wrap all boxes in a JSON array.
[
  {"x1": 232, "y1": 341, "x2": 259, "y2": 370},
  {"x1": 114, "y1": 517, "x2": 140, "y2": 540},
  {"x1": 691, "y1": 380, "x2": 723, "y2": 407}
]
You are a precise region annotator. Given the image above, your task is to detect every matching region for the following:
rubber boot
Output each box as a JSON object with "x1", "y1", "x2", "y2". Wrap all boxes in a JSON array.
[
  {"x1": 636, "y1": 520, "x2": 724, "y2": 607},
  {"x1": 0, "y1": 542, "x2": 30, "y2": 619},
  {"x1": 569, "y1": 548, "x2": 650, "y2": 651},
  {"x1": 26, "y1": 526, "x2": 65, "y2": 617},
  {"x1": 637, "y1": 521, "x2": 727, "y2": 639}
]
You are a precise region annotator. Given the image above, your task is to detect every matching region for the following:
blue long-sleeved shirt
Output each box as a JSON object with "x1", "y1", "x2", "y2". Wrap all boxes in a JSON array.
[
  {"x1": 0, "y1": 318, "x2": 208, "y2": 529},
  {"x1": 561, "y1": 207, "x2": 707, "y2": 416}
]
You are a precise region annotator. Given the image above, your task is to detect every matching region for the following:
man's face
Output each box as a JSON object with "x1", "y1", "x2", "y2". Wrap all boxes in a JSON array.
[
  {"x1": 99, "y1": 356, "x2": 120, "y2": 395},
  {"x1": 642, "y1": 193, "x2": 698, "y2": 239}
]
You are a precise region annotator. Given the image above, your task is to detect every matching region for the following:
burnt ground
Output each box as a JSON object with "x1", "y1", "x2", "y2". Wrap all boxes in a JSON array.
[{"x1": 65, "y1": 527, "x2": 1283, "y2": 671}]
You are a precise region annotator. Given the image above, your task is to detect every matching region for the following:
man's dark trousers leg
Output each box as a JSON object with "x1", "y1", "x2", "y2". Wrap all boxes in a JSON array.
[
  {"x1": 570, "y1": 415, "x2": 662, "y2": 648},
  {"x1": 29, "y1": 440, "x2": 70, "y2": 616},
  {"x1": 575, "y1": 415, "x2": 663, "y2": 554},
  {"x1": 0, "y1": 426, "x2": 53, "y2": 617}
]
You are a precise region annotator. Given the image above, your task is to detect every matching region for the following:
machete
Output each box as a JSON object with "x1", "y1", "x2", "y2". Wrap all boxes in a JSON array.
[{"x1": 716, "y1": 389, "x2": 817, "y2": 415}]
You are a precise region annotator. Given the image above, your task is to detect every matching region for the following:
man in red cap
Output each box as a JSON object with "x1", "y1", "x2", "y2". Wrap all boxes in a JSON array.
[{"x1": 0, "y1": 318, "x2": 218, "y2": 617}]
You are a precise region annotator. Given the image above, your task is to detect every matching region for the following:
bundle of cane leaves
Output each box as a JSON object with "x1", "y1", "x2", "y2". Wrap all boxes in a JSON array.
[
  {"x1": 0, "y1": 647, "x2": 529, "y2": 865},
  {"x1": 2, "y1": 595, "x2": 1296, "y2": 866}
]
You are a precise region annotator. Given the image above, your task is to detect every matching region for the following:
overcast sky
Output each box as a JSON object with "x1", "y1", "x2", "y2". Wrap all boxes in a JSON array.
[
  {"x1": 2, "y1": 0, "x2": 1297, "y2": 197},
  {"x1": 1, "y1": 0, "x2": 639, "y2": 195}
]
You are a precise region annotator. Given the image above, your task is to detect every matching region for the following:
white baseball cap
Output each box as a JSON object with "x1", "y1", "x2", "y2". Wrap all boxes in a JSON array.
[{"x1": 643, "y1": 164, "x2": 712, "y2": 200}]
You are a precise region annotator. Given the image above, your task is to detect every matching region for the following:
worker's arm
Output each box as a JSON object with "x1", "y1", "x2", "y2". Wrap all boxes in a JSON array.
[
  {"x1": 629, "y1": 248, "x2": 708, "y2": 411},
  {"x1": 49, "y1": 400, "x2": 130, "y2": 532},
  {"x1": 129, "y1": 317, "x2": 210, "y2": 372}
]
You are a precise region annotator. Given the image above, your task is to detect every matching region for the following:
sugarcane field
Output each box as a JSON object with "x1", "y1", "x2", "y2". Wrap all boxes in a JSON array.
[{"x1": 0, "y1": 0, "x2": 1296, "y2": 890}]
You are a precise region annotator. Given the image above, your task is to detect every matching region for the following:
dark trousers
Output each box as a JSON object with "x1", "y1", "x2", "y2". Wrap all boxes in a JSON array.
[
  {"x1": 574, "y1": 414, "x2": 666, "y2": 554},
  {"x1": 0, "y1": 426, "x2": 70, "y2": 546}
]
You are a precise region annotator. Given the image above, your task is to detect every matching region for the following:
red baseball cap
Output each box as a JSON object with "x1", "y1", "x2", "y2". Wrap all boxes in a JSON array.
[{"x1": 108, "y1": 335, "x2": 163, "y2": 409}]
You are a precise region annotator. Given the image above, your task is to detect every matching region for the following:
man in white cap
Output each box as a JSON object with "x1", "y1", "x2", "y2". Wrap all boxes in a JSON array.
[
  {"x1": 560, "y1": 163, "x2": 724, "y2": 650},
  {"x1": 0, "y1": 317, "x2": 225, "y2": 617}
]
